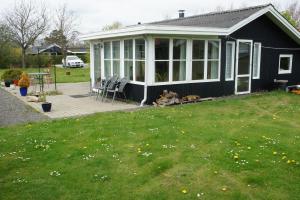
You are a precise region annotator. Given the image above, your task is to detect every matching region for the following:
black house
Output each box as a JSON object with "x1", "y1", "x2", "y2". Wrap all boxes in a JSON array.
[{"x1": 81, "y1": 4, "x2": 300, "y2": 105}]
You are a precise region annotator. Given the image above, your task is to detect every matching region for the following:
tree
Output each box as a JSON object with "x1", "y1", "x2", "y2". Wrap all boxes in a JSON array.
[
  {"x1": 102, "y1": 21, "x2": 123, "y2": 31},
  {"x1": 283, "y1": 1, "x2": 300, "y2": 30},
  {"x1": 282, "y1": 11, "x2": 299, "y2": 28},
  {"x1": 50, "y1": 4, "x2": 78, "y2": 66},
  {"x1": 0, "y1": 23, "x2": 13, "y2": 68},
  {"x1": 5, "y1": 0, "x2": 48, "y2": 68}
]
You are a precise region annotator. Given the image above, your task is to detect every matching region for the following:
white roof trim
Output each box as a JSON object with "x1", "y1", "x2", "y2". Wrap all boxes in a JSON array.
[{"x1": 79, "y1": 5, "x2": 300, "y2": 44}]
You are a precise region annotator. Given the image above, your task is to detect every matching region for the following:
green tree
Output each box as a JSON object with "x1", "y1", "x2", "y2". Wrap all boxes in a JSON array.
[
  {"x1": 102, "y1": 21, "x2": 123, "y2": 31},
  {"x1": 282, "y1": 11, "x2": 299, "y2": 29},
  {"x1": 0, "y1": 23, "x2": 14, "y2": 68}
]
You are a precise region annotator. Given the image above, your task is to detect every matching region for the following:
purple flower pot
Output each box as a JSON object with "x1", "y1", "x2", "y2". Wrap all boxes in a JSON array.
[{"x1": 20, "y1": 87, "x2": 28, "y2": 96}]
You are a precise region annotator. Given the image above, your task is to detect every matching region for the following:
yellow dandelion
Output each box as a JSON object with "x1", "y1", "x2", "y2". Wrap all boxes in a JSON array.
[
  {"x1": 247, "y1": 147, "x2": 251, "y2": 150},
  {"x1": 282, "y1": 156, "x2": 287, "y2": 160},
  {"x1": 287, "y1": 160, "x2": 291, "y2": 164},
  {"x1": 234, "y1": 155, "x2": 239, "y2": 159},
  {"x1": 221, "y1": 187, "x2": 227, "y2": 192},
  {"x1": 181, "y1": 189, "x2": 187, "y2": 194},
  {"x1": 214, "y1": 171, "x2": 218, "y2": 174},
  {"x1": 273, "y1": 151, "x2": 277, "y2": 155}
]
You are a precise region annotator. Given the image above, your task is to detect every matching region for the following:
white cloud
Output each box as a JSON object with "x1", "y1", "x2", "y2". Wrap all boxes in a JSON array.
[{"x1": 0, "y1": 0, "x2": 293, "y2": 33}]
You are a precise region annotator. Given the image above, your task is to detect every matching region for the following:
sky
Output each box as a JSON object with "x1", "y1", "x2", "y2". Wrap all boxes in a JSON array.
[{"x1": 0, "y1": 0, "x2": 296, "y2": 34}]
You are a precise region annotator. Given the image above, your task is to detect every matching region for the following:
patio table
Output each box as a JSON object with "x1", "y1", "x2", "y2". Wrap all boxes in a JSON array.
[{"x1": 28, "y1": 72, "x2": 50, "y2": 92}]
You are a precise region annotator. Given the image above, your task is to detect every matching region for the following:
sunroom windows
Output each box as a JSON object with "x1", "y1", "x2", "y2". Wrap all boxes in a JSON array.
[
  {"x1": 192, "y1": 40, "x2": 221, "y2": 81},
  {"x1": 104, "y1": 39, "x2": 145, "y2": 82}
]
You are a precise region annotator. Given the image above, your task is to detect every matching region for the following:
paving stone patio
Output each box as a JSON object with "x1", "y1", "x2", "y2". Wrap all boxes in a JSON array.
[{"x1": 2, "y1": 82, "x2": 139, "y2": 119}]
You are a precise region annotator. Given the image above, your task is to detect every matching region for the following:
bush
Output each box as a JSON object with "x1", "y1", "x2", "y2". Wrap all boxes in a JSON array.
[
  {"x1": 1, "y1": 69, "x2": 23, "y2": 81},
  {"x1": 18, "y1": 72, "x2": 30, "y2": 88}
]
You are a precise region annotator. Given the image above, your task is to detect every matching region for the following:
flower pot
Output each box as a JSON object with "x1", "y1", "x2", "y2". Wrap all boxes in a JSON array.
[
  {"x1": 20, "y1": 87, "x2": 28, "y2": 96},
  {"x1": 4, "y1": 80, "x2": 11, "y2": 87},
  {"x1": 13, "y1": 80, "x2": 19, "y2": 86},
  {"x1": 42, "y1": 102, "x2": 52, "y2": 112}
]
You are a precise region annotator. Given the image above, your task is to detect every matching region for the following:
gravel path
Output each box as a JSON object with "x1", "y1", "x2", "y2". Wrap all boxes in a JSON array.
[{"x1": 0, "y1": 88, "x2": 48, "y2": 127}]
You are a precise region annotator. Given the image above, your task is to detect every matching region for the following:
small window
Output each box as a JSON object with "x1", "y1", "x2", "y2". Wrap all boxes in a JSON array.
[
  {"x1": 253, "y1": 43, "x2": 261, "y2": 79},
  {"x1": 225, "y1": 42, "x2": 235, "y2": 81},
  {"x1": 279, "y1": 54, "x2": 293, "y2": 74}
]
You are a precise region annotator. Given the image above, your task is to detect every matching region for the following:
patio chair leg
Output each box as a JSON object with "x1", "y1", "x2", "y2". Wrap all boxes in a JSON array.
[
  {"x1": 104, "y1": 91, "x2": 109, "y2": 102},
  {"x1": 96, "y1": 89, "x2": 100, "y2": 100},
  {"x1": 112, "y1": 91, "x2": 117, "y2": 104}
]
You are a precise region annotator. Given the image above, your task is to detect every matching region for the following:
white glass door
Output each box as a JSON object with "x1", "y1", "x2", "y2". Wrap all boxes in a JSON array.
[{"x1": 235, "y1": 40, "x2": 253, "y2": 94}]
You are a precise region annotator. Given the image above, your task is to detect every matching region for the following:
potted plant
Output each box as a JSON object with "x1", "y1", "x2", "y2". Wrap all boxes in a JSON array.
[
  {"x1": 11, "y1": 69, "x2": 22, "y2": 86},
  {"x1": 1, "y1": 69, "x2": 23, "y2": 87},
  {"x1": 1, "y1": 70, "x2": 13, "y2": 87},
  {"x1": 18, "y1": 72, "x2": 30, "y2": 96},
  {"x1": 39, "y1": 93, "x2": 52, "y2": 112}
]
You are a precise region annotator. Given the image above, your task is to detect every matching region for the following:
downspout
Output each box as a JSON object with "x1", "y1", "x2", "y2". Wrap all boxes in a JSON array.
[{"x1": 140, "y1": 35, "x2": 148, "y2": 107}]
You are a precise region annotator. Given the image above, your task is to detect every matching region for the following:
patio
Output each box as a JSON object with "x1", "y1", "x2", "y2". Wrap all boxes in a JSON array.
[{"x1": 3, "y1": 82, "x2": 139, "y2": 119}]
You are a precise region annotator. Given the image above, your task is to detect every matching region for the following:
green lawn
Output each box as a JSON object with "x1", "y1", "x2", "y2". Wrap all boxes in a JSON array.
[
  {"x1": 0, "y1": 91, "x2": 299, "y2": 200},
  {"x1": 0, "y1": 67, "x2": 90, "y2": 83}
]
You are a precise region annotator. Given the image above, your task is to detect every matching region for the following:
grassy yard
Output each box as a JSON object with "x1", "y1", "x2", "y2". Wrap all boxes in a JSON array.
[
  {"x1": 0, "y1": 91, "x2": 299, "y2": 200},
  {"x1": 0, "y1": 67, "x2": 90, "y2": 83}
]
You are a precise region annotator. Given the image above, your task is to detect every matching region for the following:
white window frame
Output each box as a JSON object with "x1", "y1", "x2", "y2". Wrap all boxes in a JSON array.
[
  {"x1": 124, "y1": 39, "x2": 134, "y2": 81},
  {"x1": 225, "y1": 41, "x2": 235, "y2": 81},
  {"x1": 191, "y1": 39, "x2": 221, "y2": 82},
  {"x1": 278, "y1": 54, "x2": 293, "y2": 74},
  {"x1": 172, "y1": 39, "x2": 187, "y2": 82},
  {"x1": 111, "y1": 40, "x2": 121, "y2": 76},
  {"x1": 134, "y1": 39, "x2": 146, "y2": 83},
  {"x1": 252, "y1": 42, "x2": 261, "y2": 79},
  {"x1": 103, "y1": 38, "x2": 146, "y2": 85},
  {"x1": 154, "y1": 38, "x2": 171, "y2": 83}
]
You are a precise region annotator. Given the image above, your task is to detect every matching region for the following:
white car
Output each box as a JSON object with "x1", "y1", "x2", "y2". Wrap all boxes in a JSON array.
[{"x1": 62, "y1": 56, "x2": 84, "y2": 68}]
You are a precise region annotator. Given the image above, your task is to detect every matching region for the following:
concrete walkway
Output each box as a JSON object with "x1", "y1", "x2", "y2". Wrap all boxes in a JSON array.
[{"x1": 3, "y1": 82, "x2": 139, "y2": 119}]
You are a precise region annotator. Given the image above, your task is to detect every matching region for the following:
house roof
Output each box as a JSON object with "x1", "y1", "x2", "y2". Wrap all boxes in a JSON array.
[
  {"x1": 148, "y1": 4, "x2": 270, "y2": 28},
  {"x1": 79, "y1": 4, "x2": 300, "y2": 45}
]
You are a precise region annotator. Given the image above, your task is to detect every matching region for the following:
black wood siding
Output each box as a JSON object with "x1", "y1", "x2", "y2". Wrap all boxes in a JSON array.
[
  {"x1": 230, "y1": 15, "x2": 300, "y2": 92},
  {"x1": 126, "y1": 15, "x2": 300, "y2": 104}
]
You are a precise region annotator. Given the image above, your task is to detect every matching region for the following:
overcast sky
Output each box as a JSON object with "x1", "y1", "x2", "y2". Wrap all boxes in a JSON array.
[{"x1": 0, "y1": 0, "x2": 295, "y2": 34}]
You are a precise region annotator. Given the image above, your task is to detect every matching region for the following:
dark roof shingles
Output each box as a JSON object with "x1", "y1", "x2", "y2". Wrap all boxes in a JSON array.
[{"x1": 149, "y1": 4, "x2": 270, "y2": 28}]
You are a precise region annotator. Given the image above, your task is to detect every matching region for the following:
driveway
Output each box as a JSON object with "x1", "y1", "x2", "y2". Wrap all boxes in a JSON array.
[{"x1": 0, "y1": 88, "x2": 48, "y2": 127}]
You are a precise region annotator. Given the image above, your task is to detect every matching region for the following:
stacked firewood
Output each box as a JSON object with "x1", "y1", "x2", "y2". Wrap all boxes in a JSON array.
[
  {"x1": 153, "y1": 90, "x2": 201, "y2": 107},
  {"x1": 153, "y1": 90, "x2": 180, "y2": 107}
]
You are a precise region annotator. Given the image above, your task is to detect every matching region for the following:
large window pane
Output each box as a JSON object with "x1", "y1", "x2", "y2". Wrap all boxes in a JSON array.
[
  {"x1": 207, "y1": 61, "x2": 219, "y2": 79},
  {"x1": 155, "y1": 61, "x2": 169, "y2": 82},
  {"x1": 135, "y1": 39, "x2": 145, "y2": 60},
  {"x1": 112, "y1": 41, "x2": 120, "y2": 59},
  {"x1": 192, "y1": 40, "x2": 205, "y2": 59},
  {"x1": 124, "y1": 61, "x2": 133, "y2": 80},
  {"x1": 173, "y1": 61, "x2": 186, "y2": 81},
  {"x1": 238, "y1": 42, "x2": 251, "y2": 75},
  {"x1": 155, "y1": 39, "x2": 169, "y2": 60},
  {"x1": 253, "y1": 43, "x2": 261, "y2": 78},
  {"x1": 173, "y1": 39, "x2": 186, "y2": 60},
  {"x1": 104, "y1": 60, "x2": 111, "y2": 78},
  {"x1": 237, "y1": 77, "x2": 249, "y2": 93},
  {"x1": 192, "y1": 61, "x2": 204, "y2": 80},
  {"x1": 225, "y1": 42, "x2": 234, "y2": 80},
  {"x1": 136, "y1": 61, "x2": 145, "y2": 82},
  {"x1": 104, "y1": 42, "x2": 111, "y2": 59},
  {"x1": 113, "y1": 60, "x2": 120, "y2": 76},
  {"x1": 208, "y1": 41, "x2": 220, "y2": 59},
  {"x1": 124, "y1": 40, "x2": 133, "y2": 59}
]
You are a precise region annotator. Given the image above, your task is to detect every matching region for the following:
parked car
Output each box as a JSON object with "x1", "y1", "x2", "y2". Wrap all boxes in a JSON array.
[{"x1": 62, "y1": 56, "x2": 84, "y2": 68}]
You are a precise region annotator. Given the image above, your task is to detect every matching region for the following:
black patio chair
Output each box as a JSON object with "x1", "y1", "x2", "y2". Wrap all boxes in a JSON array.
[
  {"x1": 95, "y1": 75, "x2": 118, "y2": 101},
  {"x1": 108, "y1": 77, "x2": 130, "y2": 104},
  {"x1": 102, "y1": 75, "x2": 119, "y2": 102}
]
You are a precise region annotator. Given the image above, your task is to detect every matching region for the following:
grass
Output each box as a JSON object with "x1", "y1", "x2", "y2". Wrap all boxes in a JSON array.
[
  {"x1": 0, "y1": 67, "x2": 90, "y2": 83},
  {"x1": 0, "y1": 91, "x2": 300, "y2": 200}
]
